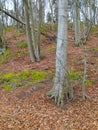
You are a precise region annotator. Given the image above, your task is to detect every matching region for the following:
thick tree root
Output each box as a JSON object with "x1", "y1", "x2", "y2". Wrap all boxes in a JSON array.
[{"x1": 47, "y1": 88, "x2": 74, "y2": 108}]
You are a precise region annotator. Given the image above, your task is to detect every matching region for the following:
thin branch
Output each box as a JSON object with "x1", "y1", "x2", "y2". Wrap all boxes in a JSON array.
[{"x1": 0, "y1": 8, "x2": 25, "y2": 25}]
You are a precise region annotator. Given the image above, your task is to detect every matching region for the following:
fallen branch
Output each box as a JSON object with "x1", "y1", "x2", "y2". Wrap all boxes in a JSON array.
[
  {"x1": 0, "y1": 8, "x2": 25, "y2": 25},
  {"x1": 0, "y1": 8, "x2": 57, "y2": 40}
]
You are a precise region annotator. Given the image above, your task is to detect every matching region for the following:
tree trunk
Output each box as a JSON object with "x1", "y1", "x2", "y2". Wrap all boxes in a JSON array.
[
  {"x1": 49, "y1": 0, "x2": 54, "y2": 30},
  {"x1": 24, "y1": 0, "x2": 35, "y2": 62},
  {"x1": 0, "y1": 0, "x2": 6, "y2": 55},
  {"x1": 73, "y1": 0, "x2": 81, "y2": 46},
  {"x1": 48, "y1": 0, "x2": 74, "y2": 107},
  {"x1": 29, "y1": 0, "x2": 40, "y2": 62}
]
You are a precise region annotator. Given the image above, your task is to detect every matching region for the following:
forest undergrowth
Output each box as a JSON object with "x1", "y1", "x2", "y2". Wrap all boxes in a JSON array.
[{"x1": 0, "y1": 27, "x2": 98, "y2": 130}]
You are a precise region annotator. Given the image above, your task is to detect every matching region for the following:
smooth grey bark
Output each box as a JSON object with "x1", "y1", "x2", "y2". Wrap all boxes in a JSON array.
[
  {"x1": 93, "y1": 0, "x2": 96, "y2": 24},
  {"x1": 0, "y1": 21, "x2": 6, "y2": 55},
  {"x1": 0, "y1": 0, "x2": 6, "y2": 54},
  {"x1": 36, "y1": 0, "x2": 41, "y2": 61},
  {"x1": 82, "y1": 46, "x2": 87, "y2": 100},
  {"x1": 29, "y1": 0, "x2": 41, "y2": 62},
  {"x1": 24, "y1": 0, "x2": 35, "y2": 62},
  {"x1": 48, "y1": 0, "x2": 73, "y2": 107},
  {"x1": 73, "y1": 0, "x2": 81, "y2": 46},
  {"x1": 49, "y1": 0, "x2": 54, "y2": 30},
  {"x1": 13, "y1": 0, "x2": 20, "y2": 30}
]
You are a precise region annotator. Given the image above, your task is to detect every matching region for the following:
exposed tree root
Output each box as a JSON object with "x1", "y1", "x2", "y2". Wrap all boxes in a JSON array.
[{"x1": 47, "y1": 87, "x2": 74, "y2": 108}]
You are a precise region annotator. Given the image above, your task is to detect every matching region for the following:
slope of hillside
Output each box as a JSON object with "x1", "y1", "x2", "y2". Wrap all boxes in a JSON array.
[{"x1": 0, "y1": 27, "x2": 98, "y2": 130}]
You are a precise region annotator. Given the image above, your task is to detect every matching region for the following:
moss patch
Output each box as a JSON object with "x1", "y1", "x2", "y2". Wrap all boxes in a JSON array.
[
  {"x1": 6, "y1": 26, "x2": 15, "y2": 32},
  {"x1": 0, "y1": 71, "x2": 52, "y2": 92},
  {"x1": 17, "y1": 41, "x2": 28, "y2": 49},
  {"x1": 68, "y1": 71, "x2": 83, "y2": 81},
  {"x1": 70, "y1": 58, "x2": 76, "y2": 63},
  {"x1": 47, "y1": 46, "x2": 56, "y2": 53},
  {"x1": 40, "y1": 24, "x2": 51, "y2": 33},
  {"x1": 4, "y1": 84, "x2": 13, "y2": 92},
  {"x1": 88, "y1": 48, "x2": 98, "y2": 51},
  {"x1": 0, "y1": 49, "x2": 15, "y2": 65},
  {"x1": 85, "y1": 80, "x2": 95, "y2": 86},
  {"x1": 91, "y1": 25, "x2": 98, "y2": 33},
  {"x1": 31, "y1": 71, "x2": 49, "y2": 83}
]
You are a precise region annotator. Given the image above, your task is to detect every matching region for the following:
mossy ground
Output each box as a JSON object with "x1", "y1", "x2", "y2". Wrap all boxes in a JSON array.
[
  {"x1": 0, "y1": 49, "x2": 15, "y2": 65},
  {"x1": 6, "y1": 26, "x2": 15, "y2": 32},
  {"x1": 68, "y1": 71, "x2": 83, "y2": 81},
  {"x1": 0, "y1": 71, "x2": 53, "y2": 92},
  {"x1": 0, "y1": 23, "x2": 97, "y2": 130},
  {"x1": 40, "y1": 23, "x2": 58, "y2": 35},
  {"x1": 88, "y1": 48, "x2": 98, "y2": 51},
  {"x1": 40, "y1": 24, "x2": 51, "y2": 33},
  {"x1": 85, "y1": 80, "x2": 95, "y2": 86},
  {"x1": 47, "y1": 46, "x2": 56, "y2": 52},
  {"x1": 91, "y1": 25, "x2": 98, "y2": 33},
  {"x1": 68, "y1": 71, "x2": 95, "y2": 86},
  {"x1": 17, "y1": 41, "x2": 28, "y2": 49}
]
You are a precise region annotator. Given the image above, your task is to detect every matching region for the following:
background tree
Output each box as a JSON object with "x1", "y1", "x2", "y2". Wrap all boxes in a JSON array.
[
  {"x1": 73, "y1": 0, "x2": 81, "y2": 46},
  {"x1": 0, "y1": 0, "x2": 6, "y2": 54},
  {"x1": 24, "y1": 0, "x2": 36, "y2": 62},
  {"x1": 24, "y1": 0, "x2": 44, "y2": 62}
]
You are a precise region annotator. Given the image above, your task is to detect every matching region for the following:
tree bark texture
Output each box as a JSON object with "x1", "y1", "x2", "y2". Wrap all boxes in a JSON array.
[{"x1": 48, "y1": 0, "x2": 73, "y2": 107}]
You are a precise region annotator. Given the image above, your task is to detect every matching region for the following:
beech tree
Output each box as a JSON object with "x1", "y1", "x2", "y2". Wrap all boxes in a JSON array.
[
  {"x1": 24, "y1": 0, "x2": 36, "y2": 62},
  {"x1": 49, "y1": 0, "x2": 54, "y2": 30},
  {"x1": 13, "y1": 0, "x2": 19, "y2": 28},
  {"x1": 0, "y1": 0, "x2": 6, "y2": 54},
  {"x1": 48, "y1": 0, "x2": 73, "y2": 107},
  {"x1": 73, "y1": 0, "x2": 81, "y2": 46},
  {"x1": 24, "y1": 0, "x2": 44, "y2": 62}
]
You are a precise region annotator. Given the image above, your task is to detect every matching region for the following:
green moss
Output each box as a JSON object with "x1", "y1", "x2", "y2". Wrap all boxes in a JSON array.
[
  {"x1": 69, "y1": 71, "x2": 83, "y2": 81},
  {"x1": 16, "y1": 52, "x2": 23, "y2": 57},
  {"x1": 0, "y1": 72, "x2": 21, "y2": 89},
  {"x1": 85, "y1": 80, "x2": 95, "y2": 86},
  {"x1": 80, "y1": 23, "x2": 84, "y2": 29},
  {"x1": 20, "y1": 71, "x2": 30, "y2": 80},
  {"x1": 31, "y1": 71, "x2": 49, "y2": 82},
  {"x1": 6, "y1": 26, "x2": 15, "y2": 32},
  {"x1": 0, "y1": 72, "x2": 22, "y2": 91},
  {"x1": 16, "y1": 51, "x2": 29, "y2": 57},
  {"x1": 11, "y1": 78, "x2": 21, "y2": 84},
  {"x1": 70, "y1": 58, "x2": 76, "y2": 62},
  {"x1": 91, "y1": 25, "x2": 98, "y2": 33},
  {"x1": 40, "y1": 24, "x2": 51, "y2": 33},
  {"x1": 17, "y1": 41, "x2": 28, "y2": 49},
  {"x1": 0, "y1": 49, "x2": 15, "y2": 65},
  {"x1": 3, "y1": 72, "x2": 15, "y2": 80},
  {"x1": 89, "y1": 48, "x2": 98, "y2": 51},
  {"x1": 4, "y1": 84, "x2": 13, "y2": 92},
  {"x1": 0, "y1": 70, "x2": 52, "y2": 92},
  {"x1": 47, "y1": 46, "x2": 56, "y2": 52},
  {"x1": 23, "y1": 51, "x2": 29, "y2": 55}
]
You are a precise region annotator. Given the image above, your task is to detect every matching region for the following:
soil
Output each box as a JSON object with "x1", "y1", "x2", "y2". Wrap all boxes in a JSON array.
[{"x1": 0, "y1": 28, "x2": 98, "y2": 130}]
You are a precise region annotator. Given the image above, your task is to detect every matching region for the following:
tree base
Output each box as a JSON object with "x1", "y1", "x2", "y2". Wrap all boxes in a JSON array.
[{"x1": 47, "y1": 87, "x2": 74, "y2": 108}]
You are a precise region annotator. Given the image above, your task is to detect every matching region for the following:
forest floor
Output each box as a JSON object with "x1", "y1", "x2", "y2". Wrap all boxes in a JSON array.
[{"x1": 0, "y1": 26, "x2": 98, "y2": 130}]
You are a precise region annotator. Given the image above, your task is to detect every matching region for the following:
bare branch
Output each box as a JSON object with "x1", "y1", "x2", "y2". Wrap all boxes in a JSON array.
[{"x1": 0, "y1": 8, "x2": 25, "y2": 25}]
